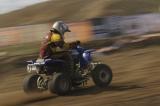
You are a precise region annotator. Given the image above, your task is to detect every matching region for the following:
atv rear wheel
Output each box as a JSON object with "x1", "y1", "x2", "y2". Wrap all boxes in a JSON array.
[
  {"x1": 48, "y1": 73, "x2": 71, "y2": 95},
  {"x1": 91, "y1": 64, "x2": 112, "y2": 87},
  {"x1": 23, "y1": 74, "x2": 44, "y2": 93}
]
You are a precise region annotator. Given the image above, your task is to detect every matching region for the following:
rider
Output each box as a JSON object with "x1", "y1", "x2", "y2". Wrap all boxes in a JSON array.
[{"x1": 39, "y1": 21, "x2": 79, "y2": 74}]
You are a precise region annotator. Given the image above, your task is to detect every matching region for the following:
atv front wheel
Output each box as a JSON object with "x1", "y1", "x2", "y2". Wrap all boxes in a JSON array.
[{"x1": 91, "y1": 64, "x2": 112, "y2": 87}]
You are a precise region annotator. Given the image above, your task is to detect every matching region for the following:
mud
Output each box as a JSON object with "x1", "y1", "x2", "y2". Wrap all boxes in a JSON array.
[{"x1": 0, "y1": 44, "x2": 160, "y2": 106}]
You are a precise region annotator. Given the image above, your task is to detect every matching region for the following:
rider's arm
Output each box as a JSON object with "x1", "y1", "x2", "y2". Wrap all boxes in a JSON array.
[
  {"x1": 39, "y1": 32, "x2": 52, "y2": 58},
  {"x1": 39, "y1": 44, "x2": 49, "y2": 58},
  {"x1": 40, "y1": 43, "x2": 56, "y2": 59}
]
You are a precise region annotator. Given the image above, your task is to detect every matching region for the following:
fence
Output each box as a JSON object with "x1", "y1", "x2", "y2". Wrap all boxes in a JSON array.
[
  {"x1": 1, "y1": 13, "x2": 160, "y2": 46},
  {"x1": 0, "y1": 21, "x2": 93, "y2": 46},
  {"x1": 92, "y1": 13, "x2": 160, "y2": 39}
]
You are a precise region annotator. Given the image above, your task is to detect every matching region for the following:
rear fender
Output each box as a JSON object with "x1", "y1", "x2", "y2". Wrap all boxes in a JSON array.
[
  {"x1": 45, "y1": 59, "x2": 66, "y2": 67},
  {"x1": 44, "y1": 59, "x2": 67, "y2": 74},
  {"x1": 26, "y1": 60, "x2": 34, "y2": 64}
]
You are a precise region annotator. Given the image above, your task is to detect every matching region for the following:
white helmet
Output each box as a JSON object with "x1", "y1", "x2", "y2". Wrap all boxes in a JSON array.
[{"x1": 50, "y1": 21, "x2": 70, "y2": 35}]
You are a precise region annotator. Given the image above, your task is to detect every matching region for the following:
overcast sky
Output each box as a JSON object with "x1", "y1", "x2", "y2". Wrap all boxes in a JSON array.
[{"x1": 0, "y1": 0, "x2": 48, "y2": 14}]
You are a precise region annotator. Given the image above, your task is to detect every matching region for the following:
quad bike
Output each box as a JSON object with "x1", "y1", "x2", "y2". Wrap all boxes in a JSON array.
[{"x1": 23, "y1": 46, "x2": 113, "y2": 95}]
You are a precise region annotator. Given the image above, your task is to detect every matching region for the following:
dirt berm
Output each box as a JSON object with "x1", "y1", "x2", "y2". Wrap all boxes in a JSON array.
[{"x1": 0, "y1": 35, "x2": 160, "y2": 106}]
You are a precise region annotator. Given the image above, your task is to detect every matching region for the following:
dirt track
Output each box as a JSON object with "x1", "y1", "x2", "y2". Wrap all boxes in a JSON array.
[{"x1": 0, "y1": 44, "x2": 160, "y2": 106}]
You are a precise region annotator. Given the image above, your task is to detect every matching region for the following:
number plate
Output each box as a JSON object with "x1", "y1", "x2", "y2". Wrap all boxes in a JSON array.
[
  {"x1": 27, "y1": 65, "x2": 37, "y2": 73},
  {"x1": 31, "y1": 66, "x2": 37, "y2": 70}
]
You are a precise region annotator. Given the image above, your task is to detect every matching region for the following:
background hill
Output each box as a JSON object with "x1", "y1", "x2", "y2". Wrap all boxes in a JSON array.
[{"x1": 0, "y1": 0, "x2": 160, "y2": 27}]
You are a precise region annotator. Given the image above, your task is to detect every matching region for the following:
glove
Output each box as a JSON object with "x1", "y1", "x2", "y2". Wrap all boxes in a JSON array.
[{"x1": 69, "y1": 40, "x2": 81, "y2": 49}]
